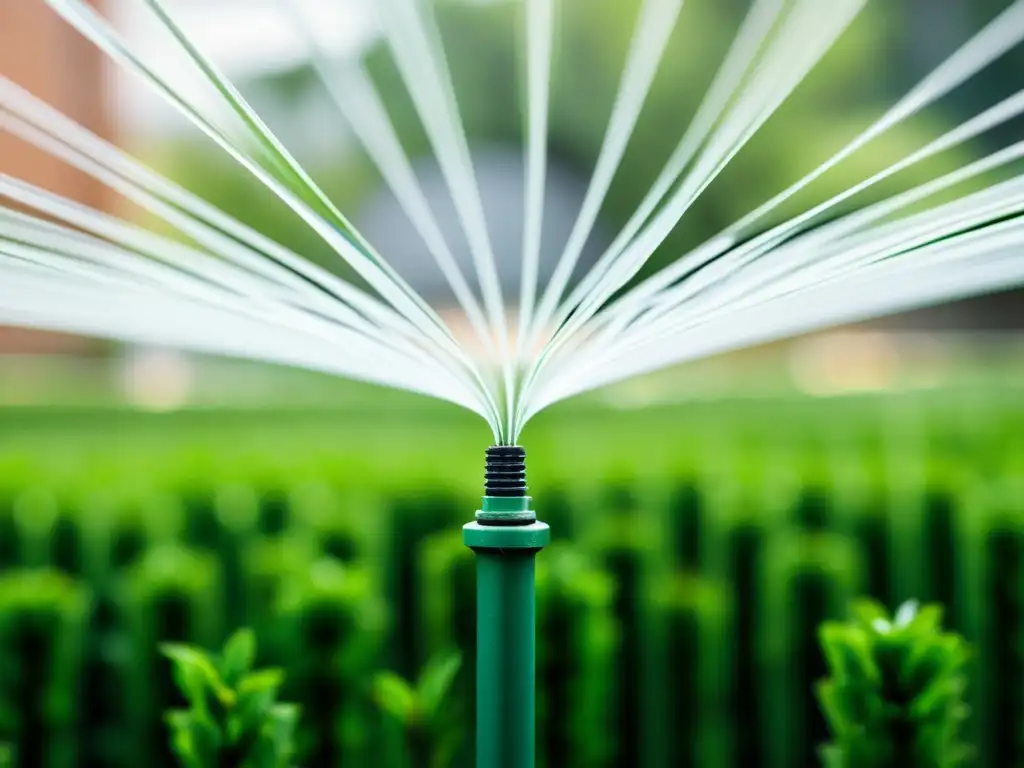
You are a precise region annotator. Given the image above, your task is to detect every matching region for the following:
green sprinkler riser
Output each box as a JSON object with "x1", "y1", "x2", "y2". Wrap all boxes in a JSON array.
[{"x1": 464, "y1": 446, "x2": 550, "y2": 768}]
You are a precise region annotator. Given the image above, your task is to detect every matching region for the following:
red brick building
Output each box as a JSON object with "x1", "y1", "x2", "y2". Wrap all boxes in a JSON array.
[{"x1": 0, "y1": 0, "x2": 111, "y2": 352}]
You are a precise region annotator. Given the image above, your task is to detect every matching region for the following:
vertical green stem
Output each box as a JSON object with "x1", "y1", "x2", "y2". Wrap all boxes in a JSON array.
[
  {"x1": 464, "y1": 498, "x2": 549, "y2": 768},
  {"x1": 476, "y1": 549, "x2": 538, "y2": 768}
]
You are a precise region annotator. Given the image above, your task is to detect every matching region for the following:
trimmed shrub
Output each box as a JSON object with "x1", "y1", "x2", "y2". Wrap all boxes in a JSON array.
[{"x1": 817, "y1": 599, "x2": 971, "y2": 767}]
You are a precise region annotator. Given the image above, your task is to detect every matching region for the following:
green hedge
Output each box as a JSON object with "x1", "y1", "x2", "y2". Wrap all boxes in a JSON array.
[{"x1": 0, "y1": 392, "x2": 1019, "y2": 765}]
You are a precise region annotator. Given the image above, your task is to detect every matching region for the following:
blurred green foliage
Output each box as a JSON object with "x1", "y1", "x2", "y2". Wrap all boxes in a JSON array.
[
  {"x1": 373, "y1": 651, "x2": 465, "y2": 768},
  {"x1": 817, "y1": 599, "x2": 972, "y2": 768},
  {"x1": 0, "y1": 570, "x2": 86, "y2": 768},
  {"x1": 0, "y1": 388, "x2": 1020, "y2": 765},
  {"x1": 162, "y1": 628, "x2": 300, "y2": 768}
]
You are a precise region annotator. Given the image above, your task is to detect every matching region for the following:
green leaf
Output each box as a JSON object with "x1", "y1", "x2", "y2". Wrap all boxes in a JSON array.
[
  {"x1": 416, "y1": 651, "x2": 463, "y2": 720},
  {"x1": 906, "y1": 604, "x2": 943, "y2": 636},
  {"x1": 237, "y1": 668, "x2": 286, "y2": 697},
  {"x1": 165, "y1": 709, "x2": 220, "y2": 768},
  {"x1": 232, "y1": 671, "x2": 285, "y2": 744},
  {"x1": 850, "y1": 598, "x2": 888, "y2": 631},
  {"x1": 161, "y1": 644, "x2": 233, "y2": 709},
  {"x1": 893, "y1": 599, "x2": 919, "y2": 629},
  {"x1": 220, "y1": 628, "x2": 257, "y2": 685},
  {"x1": 374, "y1": 671, "x2": 418, "y2": 725}
]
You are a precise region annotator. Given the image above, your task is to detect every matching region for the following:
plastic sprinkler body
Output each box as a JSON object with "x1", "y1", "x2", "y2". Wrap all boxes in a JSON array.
[{"x1": 463, "y1": 446, "x2": 550, "y2": 768}]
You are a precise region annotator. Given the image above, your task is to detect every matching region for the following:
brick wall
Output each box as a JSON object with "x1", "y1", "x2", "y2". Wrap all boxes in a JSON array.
[{"x1": 0, "y1": 0, "x2": 110, "y2": 352}]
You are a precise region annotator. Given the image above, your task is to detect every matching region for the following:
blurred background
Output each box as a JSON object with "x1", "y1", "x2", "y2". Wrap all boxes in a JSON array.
[{"x1": 1, "y1": 0, "x2": 1023, "y2": 766}]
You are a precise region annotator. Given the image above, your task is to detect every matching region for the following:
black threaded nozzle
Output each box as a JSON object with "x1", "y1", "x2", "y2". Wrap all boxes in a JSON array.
[{"x1": 484, "y1": 445, "x2": 527, "y2": 497}]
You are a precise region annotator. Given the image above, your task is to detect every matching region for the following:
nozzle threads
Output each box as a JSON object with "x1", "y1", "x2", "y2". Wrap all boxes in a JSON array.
[{"x1": 484, "y1": 445, "x2": 527, "y2": 497}]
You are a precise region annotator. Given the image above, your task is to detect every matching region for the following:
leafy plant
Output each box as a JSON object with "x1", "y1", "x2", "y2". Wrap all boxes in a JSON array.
[
  {"x1": 373, "y1": 651, "x2": 464, "y2": 768},
  {"x1": 0, "y1": 570, "x2": 88, "y2": 768},
  {"x1": 276, "y1": 559, "x2": 386, "y2": 765},
  {"x1": 161, "y1": 628, "x2": 300, "y2": 768},
  {"x1": 816, "y1": 599, "x2": 972, "y2": 768}
]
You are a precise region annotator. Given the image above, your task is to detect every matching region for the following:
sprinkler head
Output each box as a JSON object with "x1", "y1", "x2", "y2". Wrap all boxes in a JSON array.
[
  {"x1": 471, "y1": 444, "x2": 543, "y2": 530},
  {"x1": 484, "y1": 445, "x2": 527, "y2": 498}
]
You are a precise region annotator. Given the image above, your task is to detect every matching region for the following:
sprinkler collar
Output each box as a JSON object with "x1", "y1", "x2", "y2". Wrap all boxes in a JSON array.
[{"x1": 464, "y1": 445, "x2": 550, "y2": 550}]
